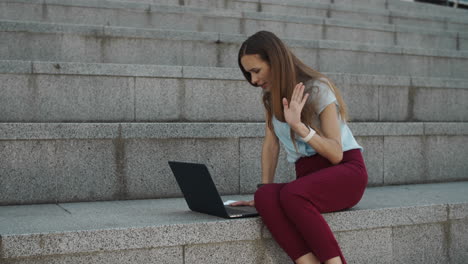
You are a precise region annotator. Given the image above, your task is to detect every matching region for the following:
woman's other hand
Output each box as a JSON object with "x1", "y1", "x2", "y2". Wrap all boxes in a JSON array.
[
  {"x1": 229, "y1": 200, "x2": 255, "y2": 207},
  {"x1": 283, "y1": 82, "x2": 309, "y2": 128}
]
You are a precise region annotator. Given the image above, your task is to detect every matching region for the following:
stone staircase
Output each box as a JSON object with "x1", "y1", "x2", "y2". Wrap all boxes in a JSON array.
[{"x1": 0, "y1": 0, "x2": 467, "y2": 263}]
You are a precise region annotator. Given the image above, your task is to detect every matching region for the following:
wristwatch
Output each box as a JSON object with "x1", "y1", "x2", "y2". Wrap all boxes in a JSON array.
[{"x1": 257, "y1": 184, "x2": 266, "y2": 189}]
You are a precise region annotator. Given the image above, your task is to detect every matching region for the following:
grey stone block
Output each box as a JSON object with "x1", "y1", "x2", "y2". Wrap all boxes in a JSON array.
[
  {"x1": 397, "y1": 31, "x2": 456, "y2": 50},
  {"x1": 392, "y1": 223, "x2": 448, "y2": 264},
  {"x1": 261, "y1": 238, "x2": 291, "y2": 264},
  {"x1": 0, "y1": 60, "x2": 31, "y2": 74},
  {"x1": 391, "y1": 15, "x2": 446, "y2": 31},
  {"x1": 450, "y1": 218, "x2": 468, "y2": 264},
  {"x1": 328, "y1": 204, "x2": 448, "y2": 232},
  {"x1": 98, "y1": 36, "x2": 218, "y2": 66},
  {"x1": 424, "y1": 123, "x2": 468, "y2": 135},
  {"x1": 124, "y1": 138, "x2": 240, "y2": 199},
  {"x1": 120, "y1": 123, "x2": 264, "y2": 139},
  {"x1": 25, "y1": 75, "x2": 134, "y2": 122},
  {"x1": 383, "y1": 136, "x2": 425, "y2": 184},
  {"x1": 426, "y1": 136, "x2": 468, "y2": 182},
  {"x1": 135, "y1": 77, "x2": 182, "y2": 121},
  {"x1": 330, "y1": 8, "x2": 390, "y2": 25},
  {"x1": 0, "y1": 74, "x2": 32, "y2": 122},
  {"x1": 183, "y1": 79, "x2": 264, "y2": 121},
  {"x1": 2, "y1": 247, "x2": 183, "y2": 264},
  {"x1": 0, "y1": 141, "x2": 57, "y2": 205},
  {"x1": 413, "y1": 88, "x2": 468, "y2": 122},
  {"x1": 324, "y1": 24, "x2": 394, "y2": 46},
  {"x1": 182, "y1": 66, "x2": 243, "y2": 80},
  {"x1": 260, "y1": 2, "x2": 328, "y2": 17},
  {"x1": 379, "y1": 86, "x2": 409, "y2": 121},
  {"x1": 449, "y1": 203, "x2": 468, "y2": 220},
  {"x1": 243, "y1": 19, "x2": 323, "y2": 42},
  {"x1": 201, "y1": 15, "x2": 241, "y2": 34},
  {"x1": 239, "y1": 138, "x2": 296, "y2": 193},
  {"x1": 185, "y1": 240, "x2": 263, "y2": 264},
  {"x1": 0, "y1": 31, "x2": 102, "y2": 63},
  {"x1": 340, "y1": 84, "x2": 379, "y2": 121},
  {"x1": 33, "y1": 61, "x2": 183, "y2": 78},
  {"x1": 355, "y1": 136, "x2": 383, "y2": 186},
  {"x1": 0, "y1": 123, "x2": 119, "y2": 140},
  {"x1": 55, "y1": 140, "x2": 119, "y2": 203},
  {"x1": 335, "y1": 228, "x2": 393, "y2": 264},
  {"x1": 349, "y1": 122, "x2": 423, "y2": 136}
]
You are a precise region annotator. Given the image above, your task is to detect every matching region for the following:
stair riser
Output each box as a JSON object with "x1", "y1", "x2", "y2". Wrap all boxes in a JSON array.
[
  {"x1": 1, "y1": 123, "x2": 467, "y2": 205},
  {"x1": 1, "y1": 72, "x2": 467, "y2": 122},
  {"x1": 1, "y1": 29, "x2": 468, "y2": 79},
  {"x1": 0, "y1": 2, "x2": 466, "y2": 50}
]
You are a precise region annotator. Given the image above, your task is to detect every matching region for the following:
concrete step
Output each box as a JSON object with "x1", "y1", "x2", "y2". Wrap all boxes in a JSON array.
[
  {"x1": 1, "y1": 0, "x2": 467, "y2": 51},
  {"x1": 1, "y1": 122, "x2": 467, "y2": 205},
  {"x1": 229, "y1": 0, "x2": 468, "y2": 32},
  {"x1": 1, "y1": 60, "x2": 467, "y2": 123},
  {"x1": 1, "y1": 21, "x2": 468, "y2": 78},
  {"x1": 88, "y1": 0, "x2": 468, "y2": 18},
  {"x1": 1, "y1": 181, "x2": 467, "y2": 263}
]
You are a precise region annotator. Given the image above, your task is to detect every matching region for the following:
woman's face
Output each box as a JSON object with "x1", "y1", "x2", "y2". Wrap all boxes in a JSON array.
[{"x1": 240, "y1": 54, "x2": 271, "y2": 91}]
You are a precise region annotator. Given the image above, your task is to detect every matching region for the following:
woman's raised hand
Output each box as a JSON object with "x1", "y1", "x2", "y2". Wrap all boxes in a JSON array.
[{"x1": 283, "y1": 83, "x2": 309, "y2": 128}]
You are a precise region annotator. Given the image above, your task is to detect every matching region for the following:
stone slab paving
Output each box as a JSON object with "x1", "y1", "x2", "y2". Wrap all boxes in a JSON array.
[{"x1": 0, "y1": 181, "x2": 467, "y2": 263}]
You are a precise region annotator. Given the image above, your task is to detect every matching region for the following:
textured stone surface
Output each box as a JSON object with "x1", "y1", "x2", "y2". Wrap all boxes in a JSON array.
[
  {"x1": 185, "y1": 240, "x2": 263, "y2": 264},
  {"x1": 450, "y1": 218, "x2": 468, "y2": 264},
  {"x1": 0, "y1": 60, "x2": 31, "y2": 74},
  {"x1": 413, "y1": 87, "x2": 468, "y2": 122},
  {"x1": 124, "y1": 138, "x2": 240, "y2": 198},
  {"x1": 1, "y1": 182, "x2": 468, "y2": 260},
  {"x1": 54, "y1": 140, "x2": 118, "y2": 203},
  {"x1": 383, "y1": 136, "x2": 425, "y2": 184},
  {"x1": 426, "y1": 136, "x2": 468, "y2": 182},
  {"x1": 2, "y1": 247, "x2": 183, "y2": 264},
  {"x1": 392, "y1": 223, "x2": 448, "y2": 264},
  {"x1": 379, "y1": 86, "x2": 409, "y2": 121},
  {"x1": 0, "y1": 141, "x2": 58, "y2": 205},
  {"x1": 449, "y1": 203, "x2": 468, "y2": 220},
  {"x1": 424, "y1": 123, "x2": 468, "y2": 135},
  {"x1": 135, "y1": 77, "x2": 181, "y2": 121},
  {"x1": 340, "y1": 84, "x2": 379, "y2": 121},
  {"x1": 33, "y1": 61, "x2": 183, "y2": 78},
  {"x1": 239, "y1": 138, "x2": 296, "y2": 193},
  {"x1": 183, "y1": 79, "x2": 264, "y2": 121},
  {"x1": 4, "y1": 19, "x2": 467, "y2": 77},
  {"x1": 355, "y1": 136, "x2": 383, "y2": 186},
  {"x1": 336, "y1": 228, "x2": 393, "y2": 264}
]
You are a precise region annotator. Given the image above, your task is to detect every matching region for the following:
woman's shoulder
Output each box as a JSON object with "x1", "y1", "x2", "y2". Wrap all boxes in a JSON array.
[{"x1": 303, "y1": 77, "x2": 331, "y2": 96}]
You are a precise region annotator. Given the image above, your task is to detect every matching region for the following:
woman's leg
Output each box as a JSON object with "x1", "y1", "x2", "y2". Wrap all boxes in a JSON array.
[
  {"x1": 255, "y1": 184, "x2": 318, "y2": 262},
  {"x1": 279, "y1": 151, "x2": 368, "y2": 264}
]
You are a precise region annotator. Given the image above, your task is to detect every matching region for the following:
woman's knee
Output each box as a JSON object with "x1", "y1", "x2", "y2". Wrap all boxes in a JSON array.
[{"x1": 278, "y1": 184, "x2": 303, "y2": 210}]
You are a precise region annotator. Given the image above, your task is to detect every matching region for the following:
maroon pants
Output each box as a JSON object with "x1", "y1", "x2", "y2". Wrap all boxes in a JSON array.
[{"x1": 254, "y1": 149, "x2": 368, "y2": 264}]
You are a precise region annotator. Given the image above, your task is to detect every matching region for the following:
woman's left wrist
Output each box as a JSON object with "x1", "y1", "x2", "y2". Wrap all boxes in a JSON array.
[{"x1": 291, "y1": 123, "x2": 309, "y2": 137}]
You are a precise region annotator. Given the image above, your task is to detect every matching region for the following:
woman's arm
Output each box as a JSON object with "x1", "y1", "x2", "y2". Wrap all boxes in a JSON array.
[
  {"x1": 284, "y1": 83, "x2": 343, "y2": 165},
  {"x1": 229, "y1": 117, "x2": 279, "y2": 207},
  {"x1": 291, "y1": 104, "x2": 343, "y2": 165},
  {"x1": 261, "y1": 122, "x2": 280, "y2": 184}
]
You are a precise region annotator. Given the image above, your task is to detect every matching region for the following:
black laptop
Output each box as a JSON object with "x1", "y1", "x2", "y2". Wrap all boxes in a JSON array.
[{"x1": 168, "y1": 161, "x2": 259, "y2": 219}]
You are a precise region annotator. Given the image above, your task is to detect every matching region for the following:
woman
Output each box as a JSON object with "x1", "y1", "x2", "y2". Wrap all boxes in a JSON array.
[{"x1": 230, "y1": 31, "x2": 368, "y2": 264}]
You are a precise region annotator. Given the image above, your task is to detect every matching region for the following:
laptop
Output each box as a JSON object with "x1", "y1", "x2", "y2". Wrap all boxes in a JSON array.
[{"x1": 168, "y1": 161, "x2": 259, "y2": 219}]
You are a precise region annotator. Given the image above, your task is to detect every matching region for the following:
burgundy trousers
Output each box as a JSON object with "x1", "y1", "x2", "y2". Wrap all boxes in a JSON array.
[{"x1": 254, "y1": 149, "x2": 368, "y2": 264}]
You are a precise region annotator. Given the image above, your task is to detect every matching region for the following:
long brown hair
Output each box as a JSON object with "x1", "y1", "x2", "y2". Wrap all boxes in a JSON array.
[{"x1": 238, "y1": 31, "x2": 348, "y2": 144}]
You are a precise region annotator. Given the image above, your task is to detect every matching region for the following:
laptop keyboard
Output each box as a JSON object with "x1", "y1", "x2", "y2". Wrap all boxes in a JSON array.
[{"x1": 225, "y1": 206, "x2": 253, "y2": 215}]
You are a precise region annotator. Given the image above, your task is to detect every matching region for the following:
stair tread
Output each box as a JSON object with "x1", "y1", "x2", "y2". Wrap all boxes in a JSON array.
[{"x1": 1, "y1": 181, "x2": 467, "y2": 258}]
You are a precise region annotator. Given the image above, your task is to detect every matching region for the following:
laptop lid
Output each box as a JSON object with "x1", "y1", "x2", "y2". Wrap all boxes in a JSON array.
[{"x1": 168, "y1": 161, "x2": 230, "y2": 218}]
